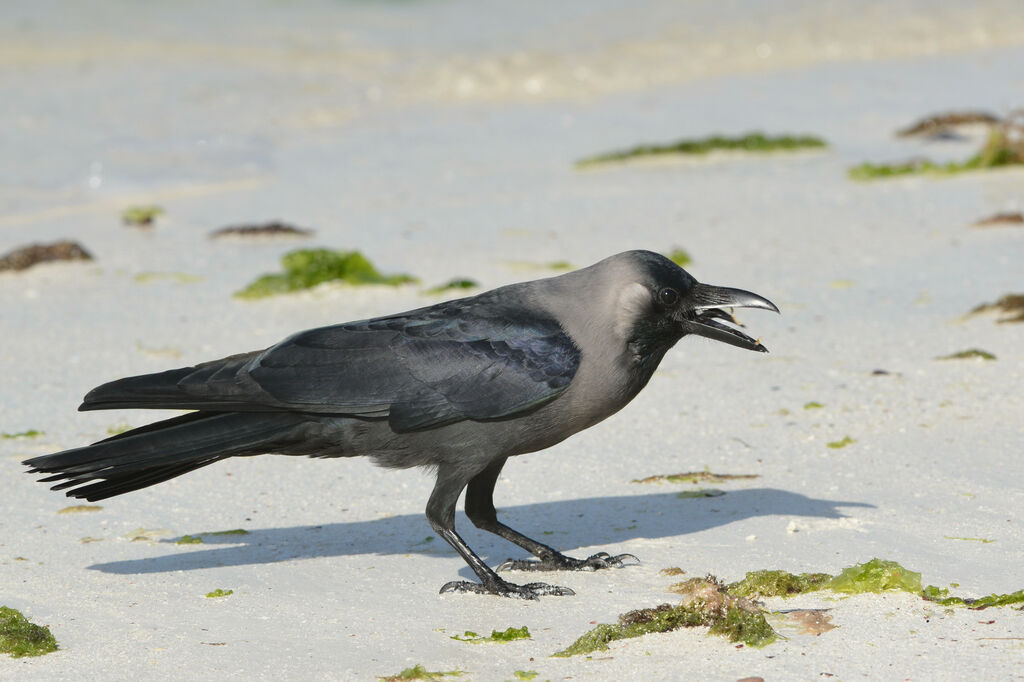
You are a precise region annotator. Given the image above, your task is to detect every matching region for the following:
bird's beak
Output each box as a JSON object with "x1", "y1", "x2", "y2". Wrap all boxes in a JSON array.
[{"x1": 678, "y1": 283, "x2": 780, "y2": 353}]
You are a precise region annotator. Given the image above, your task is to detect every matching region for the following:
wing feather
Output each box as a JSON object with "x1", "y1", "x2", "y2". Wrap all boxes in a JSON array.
[{"x1": 81, "y1": 294, "x2": 581, "y2": 432}]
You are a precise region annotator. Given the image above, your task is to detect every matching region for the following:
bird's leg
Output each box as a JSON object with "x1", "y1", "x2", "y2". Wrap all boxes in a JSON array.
[
  {"x1": 464, "y1": 459, "x2": 638, "y2": 573},
  {"x1": 427, "y1": 465, "x2": 573, "y2": 599}
]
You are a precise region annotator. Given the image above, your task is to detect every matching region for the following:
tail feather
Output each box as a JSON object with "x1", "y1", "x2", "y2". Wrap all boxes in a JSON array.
[
  {"x1": 24, "y1": 411, "x2": 303, "y2": 502},
  {"x1": 78, "y1": 352, "x2": 266, "y2": 412}
]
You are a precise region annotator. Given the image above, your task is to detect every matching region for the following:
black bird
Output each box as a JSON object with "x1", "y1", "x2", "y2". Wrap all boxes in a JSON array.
[{"x1": 24, "y1": 250, "x2": 778, "y2": 598}]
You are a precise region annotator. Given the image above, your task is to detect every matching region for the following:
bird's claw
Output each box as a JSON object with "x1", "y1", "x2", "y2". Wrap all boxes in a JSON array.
[
  {"x1": 439, "y1": 579, "x2": 575, "y2": 599},
  {"x1": 497, "y1": 551, "x2": 639, "y2": 573}
]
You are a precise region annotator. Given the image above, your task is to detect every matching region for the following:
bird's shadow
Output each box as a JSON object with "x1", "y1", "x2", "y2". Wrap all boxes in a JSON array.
[{"x1": 90, "y1": 488, "x2": 872, "y2": 575}]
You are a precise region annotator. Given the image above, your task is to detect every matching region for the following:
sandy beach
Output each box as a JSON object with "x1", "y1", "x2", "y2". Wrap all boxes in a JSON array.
[{"x1": 2, "y1": 1, "x2": 1023, "y2": 679}]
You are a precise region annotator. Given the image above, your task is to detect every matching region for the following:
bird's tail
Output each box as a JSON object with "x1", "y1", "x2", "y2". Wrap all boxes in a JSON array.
[{"x1": 23, "y1": 411, "x2": 303, "y2": 502}]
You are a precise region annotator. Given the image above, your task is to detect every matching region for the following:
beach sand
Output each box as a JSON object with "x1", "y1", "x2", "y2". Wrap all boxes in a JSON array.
[{"x1": 2, "y1": 2, "x2": 1023, "y2": 679}]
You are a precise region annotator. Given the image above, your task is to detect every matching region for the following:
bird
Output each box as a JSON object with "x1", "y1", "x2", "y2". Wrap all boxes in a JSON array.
[{"x1": 24, "y1": 250, "x2": 778, "y2": 599}]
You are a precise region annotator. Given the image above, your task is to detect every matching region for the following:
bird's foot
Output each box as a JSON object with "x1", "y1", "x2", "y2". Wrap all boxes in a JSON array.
[
  {"x1": 439, "y1": 578, "x2": 575, "y2": 599},
  {"x1": 496, "y1": 551, "x2": 639, "y2": 573}
]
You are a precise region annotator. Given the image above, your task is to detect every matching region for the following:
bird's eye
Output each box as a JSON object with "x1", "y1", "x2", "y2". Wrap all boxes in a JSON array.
[{"x1": 658, "y1": 287, "x2": 679, "y2": 306}]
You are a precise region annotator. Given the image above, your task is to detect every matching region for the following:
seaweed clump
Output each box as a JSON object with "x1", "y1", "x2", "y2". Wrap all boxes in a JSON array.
[
  {"x1": 121, "y1": 205, "x2": 164, "y2": 227},
  {"x1": 922, "y1": 586, "x2": 1024, "y2": 609},
  {"x1": 205, "y1": 589, "x2": 233, "y2": 598},
  {"x1": 723, "y1": 561, "x2": 921, "y2": 600},
  {"x1": 2, "y1": 429, "x2": 44, "y2": 439},
  {"x1": 726, "y1": 570, "x2": 833, "y2": 598},
  {"x1": 969, "y1": 294, "x2": 1024, "y2": 324},
  {"x1": 424, "y1": 278, "x2": 479, "y2": 295},
  {"x1": 553, "y1": 577, "x2": 776, "y2": 657},
  {"x1": 827, "y1": 558, "x2": 922, "y2": 594},
  {"x1": 576, "y1": 132, "x2": 826, "y2": 168},
  {"x1": 379, "y1": 665, "x2": 464, "y2": 681},
  {"x1": 236, "y1": 249, "x2": 416, "y2": 299},
  {"x1": 971, "y1": 211, "x2": 1023, "y2": 228},
  {"x1": 850, "y1": 116, "x2": 1024, "y2": 180},
  {"x1": 632, "y1": 469, "x2": 758, "y2": 485},
  {"x1": 666, "y1": 248, "x2": 692, "y2": 267},
  {"x1": 936, "y1": 349, "x2": 996, "y2": 361},
  {"x1": 210, "y1": 221, "x2": 314, "y2": 239},
  {"x1": 896, "y1": 111, "x2": 1000, "y2": 138},
  {"x1": 0, "y1": 606, "x2": 58, "y2": 657},
  {"x1": 450, "y1": 626, "x2": 530, "y2": 643},
  {"x1": 0, "y1": 241, "x2": 92, "y2": 272}
]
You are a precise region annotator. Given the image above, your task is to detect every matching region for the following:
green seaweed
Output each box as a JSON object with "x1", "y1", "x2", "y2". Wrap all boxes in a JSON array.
[
  {"x1": 547, "y1": 261, "x2": 573, "y2": 271},
  {"x1": 0, "y1": 606, "x2": 58, "y2": 657},
  {"x1": 379, "y1": 665, "x2": 464, "y2": 681},
  {"x1": 121, "y1": 205, "x2": 164, "y2": 226},
  {"x1": 554, "y1": 578, "x2": 775, "y2": 656},
  {"x1": 424, "y1": 278, "x2": 479, "y2": 295},
  {"x1": 1, "y1": 429, "x2": 43, "y2": 439},
  {"x1": 826, "y1": 436, "x2": 855, "y2": 449},
  {"x1": 803, "y1": 401, "x2": 825, "y2": 410},
  {"x1": 727, "y1": 570, "x2": 833, "y2": 598},
  {"x1": 936, "y1": 349, "x2": 996, "y2": 361},
  {"x1": 236, "y1": 249, "x2": 417, "y2": 299},
  {"x1": 511, "y1": 672, "x2": 538, "y2": 681},
  {"x1": 205, "y1": 589, "x2": 233, "y2": 598},
  {"x1": 577, "y1": 132, "x2": 827, "y2": 168},
  {"x1": 828, "y1": 558, "x2": 921, "y2": 594},
  {"x1": 850, "y1": 125, "x2": 1024, "y2": 180},
  {"x1": 177, "y1": 535, "x2": 203, "y2": 545},
  {"x1": 451, "y1": 626, "x2": 530, "y2": 644},
  {"x1": 632, "y1": 469, "x2": 758, "y2": 485},
  {"x1": 921, "y1": 585, "x2": 1024, "y2": 609},
  {"x1": 666, "y1": 248, "x2": 692, "y2": 267}
]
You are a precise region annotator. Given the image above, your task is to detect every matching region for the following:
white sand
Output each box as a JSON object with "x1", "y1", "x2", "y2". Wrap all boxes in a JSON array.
[{"x1": 2, "y1": 2, "x2": 1023, "y2": 680}]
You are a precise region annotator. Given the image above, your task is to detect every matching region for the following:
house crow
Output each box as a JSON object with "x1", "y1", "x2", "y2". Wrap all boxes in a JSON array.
[{"x1": 25, "y1": 250, "x2": 778, "y2": 598}]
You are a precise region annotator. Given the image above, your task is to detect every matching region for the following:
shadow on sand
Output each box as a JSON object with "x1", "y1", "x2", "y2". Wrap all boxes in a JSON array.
[{"x1": 90, "y1": 488, "x2": 872, "y2": 575}]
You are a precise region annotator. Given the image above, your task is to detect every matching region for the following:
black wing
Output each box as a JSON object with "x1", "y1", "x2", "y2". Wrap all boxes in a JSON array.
[{"x1": 81, "y1": 294, "x2": 581, "y2": 433}]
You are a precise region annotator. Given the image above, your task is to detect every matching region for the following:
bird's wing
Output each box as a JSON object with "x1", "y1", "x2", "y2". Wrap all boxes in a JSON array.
[{"x1": 81, "y1": 297, "x2": 581, "y2": 433}]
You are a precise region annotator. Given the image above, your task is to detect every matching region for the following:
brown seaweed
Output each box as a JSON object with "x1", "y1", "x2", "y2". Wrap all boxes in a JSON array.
[{"x1": 0, "y1": 241, "x2": 93, "y2": 272}]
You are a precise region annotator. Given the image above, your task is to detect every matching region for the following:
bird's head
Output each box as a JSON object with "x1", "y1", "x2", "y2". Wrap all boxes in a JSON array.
[{"x1": 608, "y1": 250, "x2": 780, "y2": 356}]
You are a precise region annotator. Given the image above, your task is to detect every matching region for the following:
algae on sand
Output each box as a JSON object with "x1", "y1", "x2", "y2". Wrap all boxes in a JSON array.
[
  {"x1": 936, "y1": 349, "x2": 996, "y2": 361},
  {"x1": 0, "y1": 606, "x2": 58, "y2": 658},
  {"x1": 450, "y1": 626, "x2": 530, "y2": 644},
  {"x1": 666, "y1": 248, "x2": 692, "y2": 267},
  {"x1": 236, "y1": 249, "x2": 416, "y2": 299},
  {"x1": 632, "y1": 469, "x2": 758, "y2": 485},
  {"x1": 827, "y1": 558, "x2": 922, "y2": 594},
  {"x1": 379, "y1": 664, "x2": 465, "y2": 680},
  {"x1": 1, "y1": 429, "x2": 43, "y2": 439},
  {"x1": 424, "y1": 278, "x2": 479, "y2": 295},
  {"x1": 969, "y1": 294, "x2": 1024, "y2": 324},
  {"x1": 553, "y1": 577, "x2": 776, "y2": 656},
  {"x1": 921, "y1": 586, "x2": 1024, "y2": 609},
  {"x1": 726, "y1": 570, "x2": 833, "y2": 598},
  {"x1": 850, "y1": 118, "x2": 1024, "y2": 180},
  {"x1": 121, "y1": 205, "x2": 164, "y2": 226},
  {"x1": 576, "y1": 132, "x2": 826, "y2": 168}
]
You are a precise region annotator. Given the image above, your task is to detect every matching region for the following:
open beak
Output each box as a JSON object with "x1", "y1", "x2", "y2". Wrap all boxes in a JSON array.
[{"x1": 678, "y1": 283, "x2": 780, "y2": 353}]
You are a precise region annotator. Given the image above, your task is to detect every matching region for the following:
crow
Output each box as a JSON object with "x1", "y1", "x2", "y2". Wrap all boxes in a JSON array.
[{"x1": 25, "y1": 250, "x2": 778, "y2": 598}]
